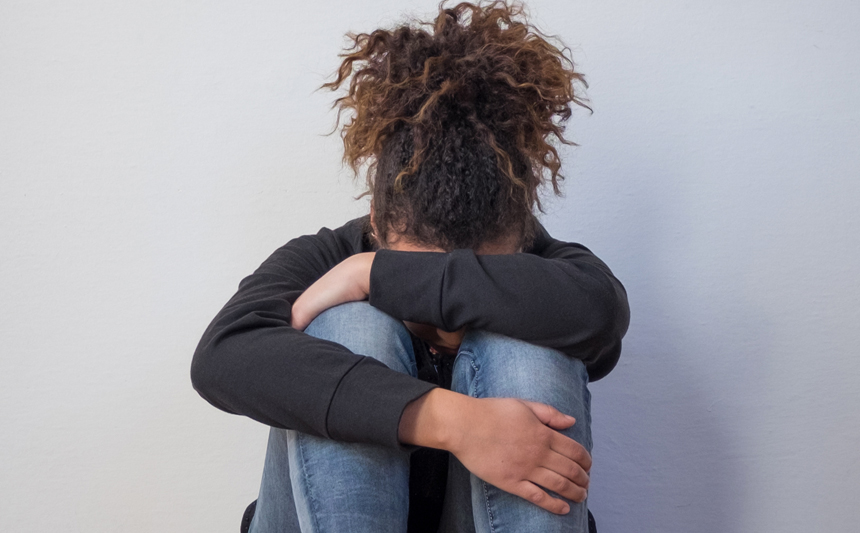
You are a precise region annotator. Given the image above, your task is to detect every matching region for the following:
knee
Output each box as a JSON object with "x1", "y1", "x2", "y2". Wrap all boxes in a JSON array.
[
  {"x1": 453, "y1": 331, "x2": 591, "y2": 444},
  {"x1": 457, "y1": 331, "x2": 588, "y2": 390},
  {"x1": 304, "y1": 302, "x2": 416, "y2": 376}
]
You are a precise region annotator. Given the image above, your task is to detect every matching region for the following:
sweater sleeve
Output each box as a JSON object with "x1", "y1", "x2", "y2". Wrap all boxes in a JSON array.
[
  {"x1": 190, "y1": 220, "x2": 435, "y2": 449},
  {"x1": 368, "y1": 223, "x2": 630, "y2": 381}
]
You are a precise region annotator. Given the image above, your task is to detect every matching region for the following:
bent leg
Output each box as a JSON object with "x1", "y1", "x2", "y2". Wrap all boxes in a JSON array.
[
  {"x1": 250, "y1": 426, "x2": 300, "y2": 532},
  {"x1": 439, "y1": 330, "x2": 592, "y2": 533},
  {"x1": 250, "y1": 302, "x2": 416, "y2": 533}
]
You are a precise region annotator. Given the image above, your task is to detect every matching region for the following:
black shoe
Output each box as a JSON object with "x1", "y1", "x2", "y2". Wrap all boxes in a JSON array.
[{"x1": 240, "y1": 500, "x2": 257, "y2": 533}]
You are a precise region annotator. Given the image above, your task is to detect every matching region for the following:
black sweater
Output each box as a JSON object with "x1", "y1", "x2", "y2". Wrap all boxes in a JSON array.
[{"x1": 191, "y1": 216, "x2": 630, "y2": 449}]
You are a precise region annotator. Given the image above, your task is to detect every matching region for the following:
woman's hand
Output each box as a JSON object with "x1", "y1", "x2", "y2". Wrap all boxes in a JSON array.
[
  {"x1": 290, "y1": 252, "x2": 375, "y2": 331},
  {"x1": 399, "y1": 389, "x2": 591, "y2": 515}
]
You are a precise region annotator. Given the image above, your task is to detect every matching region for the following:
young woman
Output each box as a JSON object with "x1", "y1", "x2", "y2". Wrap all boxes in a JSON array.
[{"x1": 191, "y1": 2, "x2": 629, "y2": 532}]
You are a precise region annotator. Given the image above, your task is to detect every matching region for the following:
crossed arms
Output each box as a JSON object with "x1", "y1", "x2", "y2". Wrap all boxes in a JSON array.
[{"x1": 191, "y1": 216, "x2": 629, "y2": 513}]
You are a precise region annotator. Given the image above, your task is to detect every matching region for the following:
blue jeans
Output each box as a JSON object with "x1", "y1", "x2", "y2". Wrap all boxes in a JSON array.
[{"x1": 249, "y1": 302, "x2": 592, "y2": 533}]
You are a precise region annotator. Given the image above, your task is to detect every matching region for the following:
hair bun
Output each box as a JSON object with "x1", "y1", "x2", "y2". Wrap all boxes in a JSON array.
[{"x1": 323, "y1": 1, "x2": 589, "y2": 249}]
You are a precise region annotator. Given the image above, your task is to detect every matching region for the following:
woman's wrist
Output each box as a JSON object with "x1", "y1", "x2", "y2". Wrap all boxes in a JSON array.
[
  {"x1": 398, "y1": 388, "x2": 472, "y2": 451},
  {"x1": 290, "y1": 252, "x2": 376, "y2": 330}
]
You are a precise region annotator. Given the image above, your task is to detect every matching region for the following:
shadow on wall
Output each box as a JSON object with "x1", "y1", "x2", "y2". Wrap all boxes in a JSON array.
[{"x1": 583, "y1": 157, "x2": 769, "y2": 532}]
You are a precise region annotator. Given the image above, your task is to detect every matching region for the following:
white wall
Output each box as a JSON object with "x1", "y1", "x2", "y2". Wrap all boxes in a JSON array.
[{"x1": 1, "y1": 1, "x2": 858, "y2": 531}]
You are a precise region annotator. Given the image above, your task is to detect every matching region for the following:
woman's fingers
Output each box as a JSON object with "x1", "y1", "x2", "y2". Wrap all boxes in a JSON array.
[
  {"x1": 519, "y1": 399, "x2": 576, "y2": 430},
  {"x1": 543, "y1": 449, "x2": 590, "y2": 493},
  {"x1": 520, "y1": 399, "x2": 592, "y2": 476},
  {"x1": 533, "y1": 465, "x2": 588, "y2": 503},
  {"x1": 514, "y1": 481, "x2": 571, "y2": 515},
  {"x1": 441, "y1": 396, "x2": 592, "y2": 515},
  {"x1": 549, "y1": 430, "x2": 592, "y2": 474}
]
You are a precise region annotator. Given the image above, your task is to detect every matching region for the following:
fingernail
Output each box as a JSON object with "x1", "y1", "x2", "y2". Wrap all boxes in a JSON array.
[{"x1": 562, "y1": 504, "x2": 570, "y2": 514}]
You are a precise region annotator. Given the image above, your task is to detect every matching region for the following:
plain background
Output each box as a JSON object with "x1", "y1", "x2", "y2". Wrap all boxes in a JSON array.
[{"x1": 1, "y1": 1, "x2": 858, "y2": 531}]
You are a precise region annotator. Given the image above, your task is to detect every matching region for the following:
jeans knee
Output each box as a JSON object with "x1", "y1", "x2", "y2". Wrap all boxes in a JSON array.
[
  {"x1": 457, "y1": 331, "x2": 588, "y2": 388},
  {"x1": 454, "y1": 330, "x2": 591, "y2": 448},
  {"x1": 304, "y1": 301, "x2": 416, "y2": 376}
]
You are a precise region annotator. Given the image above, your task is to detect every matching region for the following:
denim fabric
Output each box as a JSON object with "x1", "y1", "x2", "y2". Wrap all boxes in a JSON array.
[
  {"x1": 249, "y1": 301, "x2": 592, "y2": 533},
  {"x1": 437, "y1": 330, "x2": 592, "y2": 533}
]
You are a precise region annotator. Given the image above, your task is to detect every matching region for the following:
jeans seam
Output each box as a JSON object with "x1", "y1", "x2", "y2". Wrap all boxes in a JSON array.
[
  {"x1": 457, "y1": 349, "x2": 481, "y2": 398},
  {"x1": 460, "y1": 349, "x2": 496, "y2": 532},
  {"x1": 297, "y1": 434, "x2": 321, "y2": 533},
  {"x1": 475, "y1": 360, "x2": 496, "y2": 533},
  {"x1": 482, "y1": 480, "x2": 498, "y2": 533}
]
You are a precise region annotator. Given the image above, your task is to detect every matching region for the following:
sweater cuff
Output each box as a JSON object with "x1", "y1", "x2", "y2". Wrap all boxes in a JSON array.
[
  {"x1": 369, "y1": 249, "x2": 448, "y2": 327},
  {"x1": 326, "y1": 357, "x2": 437, "y2": 449}
]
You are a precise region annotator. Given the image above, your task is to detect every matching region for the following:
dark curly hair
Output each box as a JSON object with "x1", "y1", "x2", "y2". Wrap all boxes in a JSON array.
[{"x1": 322, "y1": 1, "x2": 589, "y2": 250}]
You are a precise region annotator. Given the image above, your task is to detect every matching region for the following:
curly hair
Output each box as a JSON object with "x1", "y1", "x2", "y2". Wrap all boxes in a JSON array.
[{"x1": 322, "y1": 1, "x2": 589, "y2": 250}]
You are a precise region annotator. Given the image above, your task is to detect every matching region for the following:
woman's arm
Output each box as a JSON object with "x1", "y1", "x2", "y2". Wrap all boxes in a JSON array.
[
  {"x1": 192, "y1": 218, "x2": 598, "y2": 513},
  {"x1": 288, "y1": 252, "x2": 375, "y2": 331},
  {"x1": 368, "y1": 223, "x2": 631, "y2": 381},
  {"x1": 190, "y1": 220, "x2": 436, "y2": 448}
]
